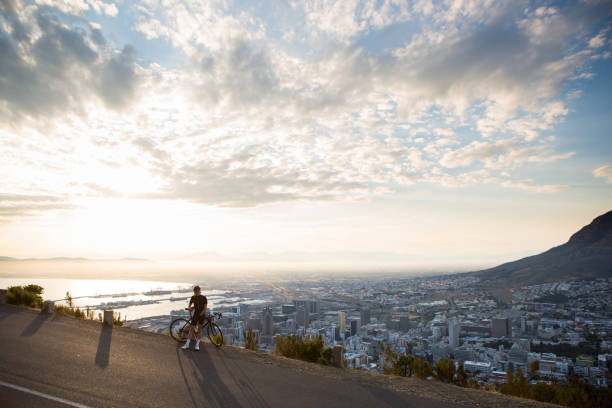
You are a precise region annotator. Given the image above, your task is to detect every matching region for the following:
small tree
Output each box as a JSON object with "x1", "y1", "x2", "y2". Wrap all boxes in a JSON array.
[
  {"x1": 380, "y1": 343, "x2": 398, "y2": 374},
  {"x1": 529, "y1": 360, "x2": 539, "y2": 378},
  {"x1": 435, "y1": 358, "x2": 456, "y2": 383},
  {"x1": 65, "y1": 292, "x2": 73, "y2": 308},
  {"x1": 6, "y1": 285, "x2": 44, "y2": 308},
  {"x1": 394, "y1": 354, "x2": 415, "y2": 377},
  {"x1": 515, "y1": 366, "x2": 530, "y2": 398},
  {"x1": 456, "y1": 362, "x2": 468, "y2": 387},
  {"x1": 244, "y1": 328, "x2": 258, "y2": 350}
]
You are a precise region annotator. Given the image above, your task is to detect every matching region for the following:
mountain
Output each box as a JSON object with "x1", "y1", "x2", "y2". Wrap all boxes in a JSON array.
[
  {"x1": 473, "y1": 210, "x2": 612, "y2": 287},
  {"x1": 0, "y1": 256, "x2": 151, "y2": 262}
]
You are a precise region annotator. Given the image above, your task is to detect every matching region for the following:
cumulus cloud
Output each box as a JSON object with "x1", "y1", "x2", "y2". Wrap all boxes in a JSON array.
[
  {"x1": 593, "y1": 165, "x2": 612, "y2": 183},
  {"x1": 0, "y1": 3, "x2": 139, "y2": 122},
  {"x1": 0, "y1": 0, "x2": 609, "y2": 214}
]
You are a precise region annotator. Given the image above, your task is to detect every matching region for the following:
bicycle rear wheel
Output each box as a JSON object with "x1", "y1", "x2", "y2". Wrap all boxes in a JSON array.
[
  {"x1": 207, "y1": 323, "x2": 224, "y2": 347},
  {"x1": 169, "y1": 318, "x2": 190, "y2": 343}
]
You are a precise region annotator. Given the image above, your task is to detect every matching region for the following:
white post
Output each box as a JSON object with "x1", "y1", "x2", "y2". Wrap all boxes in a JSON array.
[
  {"x1": 42, "y1": 300, "x2": 54, "y2": 313},
  {"x1": 103, "y1": 310, "x2": 114, "y2": 325},
  {"x1": 332, "y1": 345, "x2": 345, "y2": 368}
]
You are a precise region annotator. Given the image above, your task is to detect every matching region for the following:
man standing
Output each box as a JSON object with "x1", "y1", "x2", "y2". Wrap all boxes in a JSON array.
[{"x1": 182, "y1": 285, "x2": 207, "y2": 351}]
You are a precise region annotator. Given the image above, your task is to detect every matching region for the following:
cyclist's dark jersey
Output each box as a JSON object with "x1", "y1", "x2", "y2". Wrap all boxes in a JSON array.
[{"x1": 189, "y1": 294, "x2": 207, "y2": 325}]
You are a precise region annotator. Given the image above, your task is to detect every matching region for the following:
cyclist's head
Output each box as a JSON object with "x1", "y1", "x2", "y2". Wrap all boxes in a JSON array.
[{"x1": 193, "y1": 285, "x2": 201, "y2": 294}]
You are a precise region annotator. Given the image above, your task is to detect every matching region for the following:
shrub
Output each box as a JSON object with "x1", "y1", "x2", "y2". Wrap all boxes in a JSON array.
[
  {"x1": 113, "y1": 312, "x2": 125, "y2": 327},
  {"x1": 6, "y1": 285, "x2": 44, "y2": 308},
  {"x1": 393, "y1": 354, "x2": 416, "y2": 377},
  {"x1": 435, "y1": 358, "x2": 456, "y2": 383},
  {"x1": 211, "y1": 331, "x2": 225, "y2": 346},
  {"x1": 244, "y1": 328, "x2": 259, "y2": 350},
  {"x1": 54, "y1": 304, "x2": 86, "y2": 318},
  {"x1": 275, "y1": 335, "x2": 332, "y2": 365}
]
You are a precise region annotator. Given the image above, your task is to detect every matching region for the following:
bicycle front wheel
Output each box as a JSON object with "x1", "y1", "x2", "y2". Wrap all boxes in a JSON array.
[
  {"x1": 207, "y1": 323, "x2": 224, "y2": 347},
  {"x1": 169, "y1": 318, "x2": 190, "y2": 343}
]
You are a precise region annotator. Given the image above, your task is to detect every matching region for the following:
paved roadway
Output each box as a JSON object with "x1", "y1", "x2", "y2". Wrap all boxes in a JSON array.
[{"x1": 0, "y1": 304, "x2": 462, "y2": 408}]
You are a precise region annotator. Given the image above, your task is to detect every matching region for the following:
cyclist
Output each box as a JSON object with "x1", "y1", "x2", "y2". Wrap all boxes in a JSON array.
[{"x1": 181, "y1": 285, "x2": 207, "y2": 351}]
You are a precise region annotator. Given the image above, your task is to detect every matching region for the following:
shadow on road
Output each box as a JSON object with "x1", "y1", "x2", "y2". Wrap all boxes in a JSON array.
[
  {"x1": 0, "y1": 306, "x2": 21, "y2": 321},
  {"x1": 20, "y1": 313, "x2": 50, "y2": 336},
  {"x1": 176, "y1": 348, "x2": 198, "y2": 408},
  {"x1": 216, "y1": 348, "x2": 270, "y2": 408},
  {"x1": 183, "y1": 344, "x2": 245, "y2": 408},
  {"x1": 95, "y1": 325, "x2": 112, "y2": 368}
]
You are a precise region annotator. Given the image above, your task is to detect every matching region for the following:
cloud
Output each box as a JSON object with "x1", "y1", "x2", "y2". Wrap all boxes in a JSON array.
[
  {"x1": 0, "y1": 4, "x2": 139, "y2": 122},
  {"x1": 439, "y1": 139, "x2": 574, "y2": 169},
  {"x1": 34, "y1": 0, "x2": 118, "y2": 17},
  {"x1": 0, "y1": 193, "x2": 73, "y2": 220},
  {"x1": 593, "y1": 165, "x2": 612, "y2": 183},
  {"x1": 0, "y1": 0, "x2": 607, "y2": 214},
  {"x1": 293, "y1": 0, "x2": 411, "y2": 44},
  {"x1": 96, "y1": 45, "x2": 139, "y2": 110}
]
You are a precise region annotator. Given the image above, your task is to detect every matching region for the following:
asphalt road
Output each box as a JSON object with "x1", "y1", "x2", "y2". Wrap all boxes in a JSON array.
[{"x1": 0, "y1": 304, "x2": 462, "y2": 408}]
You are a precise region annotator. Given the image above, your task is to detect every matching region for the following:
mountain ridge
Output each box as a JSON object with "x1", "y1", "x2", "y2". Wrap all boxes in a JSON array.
[{"x1": 472, "y1": 210, "x2": 612, "y2": 287}]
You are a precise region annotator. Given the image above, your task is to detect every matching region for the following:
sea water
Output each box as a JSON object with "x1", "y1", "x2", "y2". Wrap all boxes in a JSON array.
[{"x1": 0, "y1": 278, "x2": 236, "y2": 321}]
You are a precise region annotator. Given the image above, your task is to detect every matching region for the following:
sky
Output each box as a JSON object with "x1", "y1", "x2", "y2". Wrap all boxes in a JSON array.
[{"x1": 0, "y1": 0, "x2": 611, "y2": 270}]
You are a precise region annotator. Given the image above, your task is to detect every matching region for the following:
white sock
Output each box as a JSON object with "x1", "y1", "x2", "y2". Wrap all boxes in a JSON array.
[
  {"x1": 184, "y1": 339, "x2": 191, "y2": 347},
  {"x1": 196, "y1": 339, "x2": 200, "y2": 345}
]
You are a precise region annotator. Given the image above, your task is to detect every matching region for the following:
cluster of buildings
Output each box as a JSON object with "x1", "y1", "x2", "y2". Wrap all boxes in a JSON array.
[{"x1": 165, "y1": 275, "x2": 611, "y2": 388}]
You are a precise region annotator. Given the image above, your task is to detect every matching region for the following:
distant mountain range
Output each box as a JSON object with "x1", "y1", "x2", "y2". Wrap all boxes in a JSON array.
[
  {"x1": 0, "y1": 256, "x2": 150, "y2": 262},
  {"x1": 472, "y1": 210, "x2": 612, "y2": 287}
]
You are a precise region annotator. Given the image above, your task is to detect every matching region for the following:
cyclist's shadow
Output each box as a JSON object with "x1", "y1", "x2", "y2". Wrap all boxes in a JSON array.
[{"x1": 180, "y1": 344, "x2": 245, "y2": 408}]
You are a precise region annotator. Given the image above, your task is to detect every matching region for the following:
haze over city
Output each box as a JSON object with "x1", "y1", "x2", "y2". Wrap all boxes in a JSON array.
[{"x1": 1, "y1": 0, "x2": 611, "y2": 271}]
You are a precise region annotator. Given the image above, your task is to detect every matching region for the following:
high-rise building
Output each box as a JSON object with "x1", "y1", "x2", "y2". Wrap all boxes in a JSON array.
[
  {"x1": 293, "y1": 299, "x2": 319, "y2": 315},
  {"x1": 399, "y1": 315, "x2": 411, "y2": 332},
  {"x1": 448, "y1": 317, "x2": 460, "y2": 348},
  {"x1": 332, "y1": 326, "x2": 340, "y2": 341},
  {"x1": 350, "y1": 319, "x2": 359, "y2": 336},
  {"x1": 262, "y1": 306, "x2": 273, "y2": 336},
  {"x1": 247, "y1": 316, "x2": 261, "y2": 332},
  {"x1": 282, "y1": 304, "x2": 296, "y2": 314},
  {"x1": 239, "y1": 303, "x2": 249, "y2": 317},
  {"x1": 492, "y1": 318, "x2": 511, "y2": 338},
  {"x1": 296, "y1": 306, "x2": 309, "y2": 328},
  {"x1": 360, "y1": 308, "x2": 371, "y2": 325},
  {"x1": 338, "y1": 311, "x2": 346, "y2": 333}
]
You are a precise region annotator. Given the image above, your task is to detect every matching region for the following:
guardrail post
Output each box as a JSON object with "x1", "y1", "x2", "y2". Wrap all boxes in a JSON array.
[
  {"x1": 103, "y1": 310, "x2": 114, "y2": 325},
  {"x1": 332, "y1": 345, "x2": 345, "y2": 368},
  {"x1": 42, "y1": 300, "x2": 54, "y2": 313}
]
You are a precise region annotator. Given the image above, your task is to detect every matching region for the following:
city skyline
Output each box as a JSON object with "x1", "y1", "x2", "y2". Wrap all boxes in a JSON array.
[{"x1": 1, "y1": 1, "x2": 611, "y2": 267}]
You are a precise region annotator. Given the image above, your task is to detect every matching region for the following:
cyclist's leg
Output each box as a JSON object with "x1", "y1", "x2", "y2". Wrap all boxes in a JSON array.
[{"x1": 182, "y1": 323, "x2": 195, "y2": 349}]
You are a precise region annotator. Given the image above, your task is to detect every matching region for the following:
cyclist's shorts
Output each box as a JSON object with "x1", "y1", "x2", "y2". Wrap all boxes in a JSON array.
[{"x1": 190, "y1": 314, "x2": 205, "y2": 326}]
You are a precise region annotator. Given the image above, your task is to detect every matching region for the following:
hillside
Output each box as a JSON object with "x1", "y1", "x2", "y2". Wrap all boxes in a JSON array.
[
  {"x1": 473, "y1": 210, "x2": 612, "y2": 287},
  {"x1": 0, "y1": 304, "x2": 554, "y2": 408}
]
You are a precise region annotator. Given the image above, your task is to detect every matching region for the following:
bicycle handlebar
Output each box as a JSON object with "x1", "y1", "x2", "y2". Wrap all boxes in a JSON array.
[{"x1": 183, "y1": 309, "x2": 222, "y2": 319}]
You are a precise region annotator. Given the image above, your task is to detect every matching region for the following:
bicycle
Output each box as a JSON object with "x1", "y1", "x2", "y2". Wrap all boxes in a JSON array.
[{"x1": 169, "y1": 308, "x2": 224, "y2": 347}]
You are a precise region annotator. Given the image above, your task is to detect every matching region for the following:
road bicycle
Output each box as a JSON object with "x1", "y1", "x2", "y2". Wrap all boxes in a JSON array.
[{"x1": 169, "y1": 308, "x2": 224, "y2": 347}]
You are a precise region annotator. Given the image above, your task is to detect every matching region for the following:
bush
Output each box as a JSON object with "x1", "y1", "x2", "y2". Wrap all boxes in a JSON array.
[
  {"x1": 435, "y1": 358, "x2": 456, "y2": 383},
  {"x1": 54, "y1": 304, "x2": 86, "y2": 319},
  {"x1": 275, "y1": 335, "x2": 332, "y2": 365},
  {"x1": 244, "y1": 328, "x2": 259, "y2": 350},
  {"x1": 6, "y1": 285, "x2": 44, "y2": 308},
  {"x1": 55, "y1": 292, "x2": 125, "y2": 326}
]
